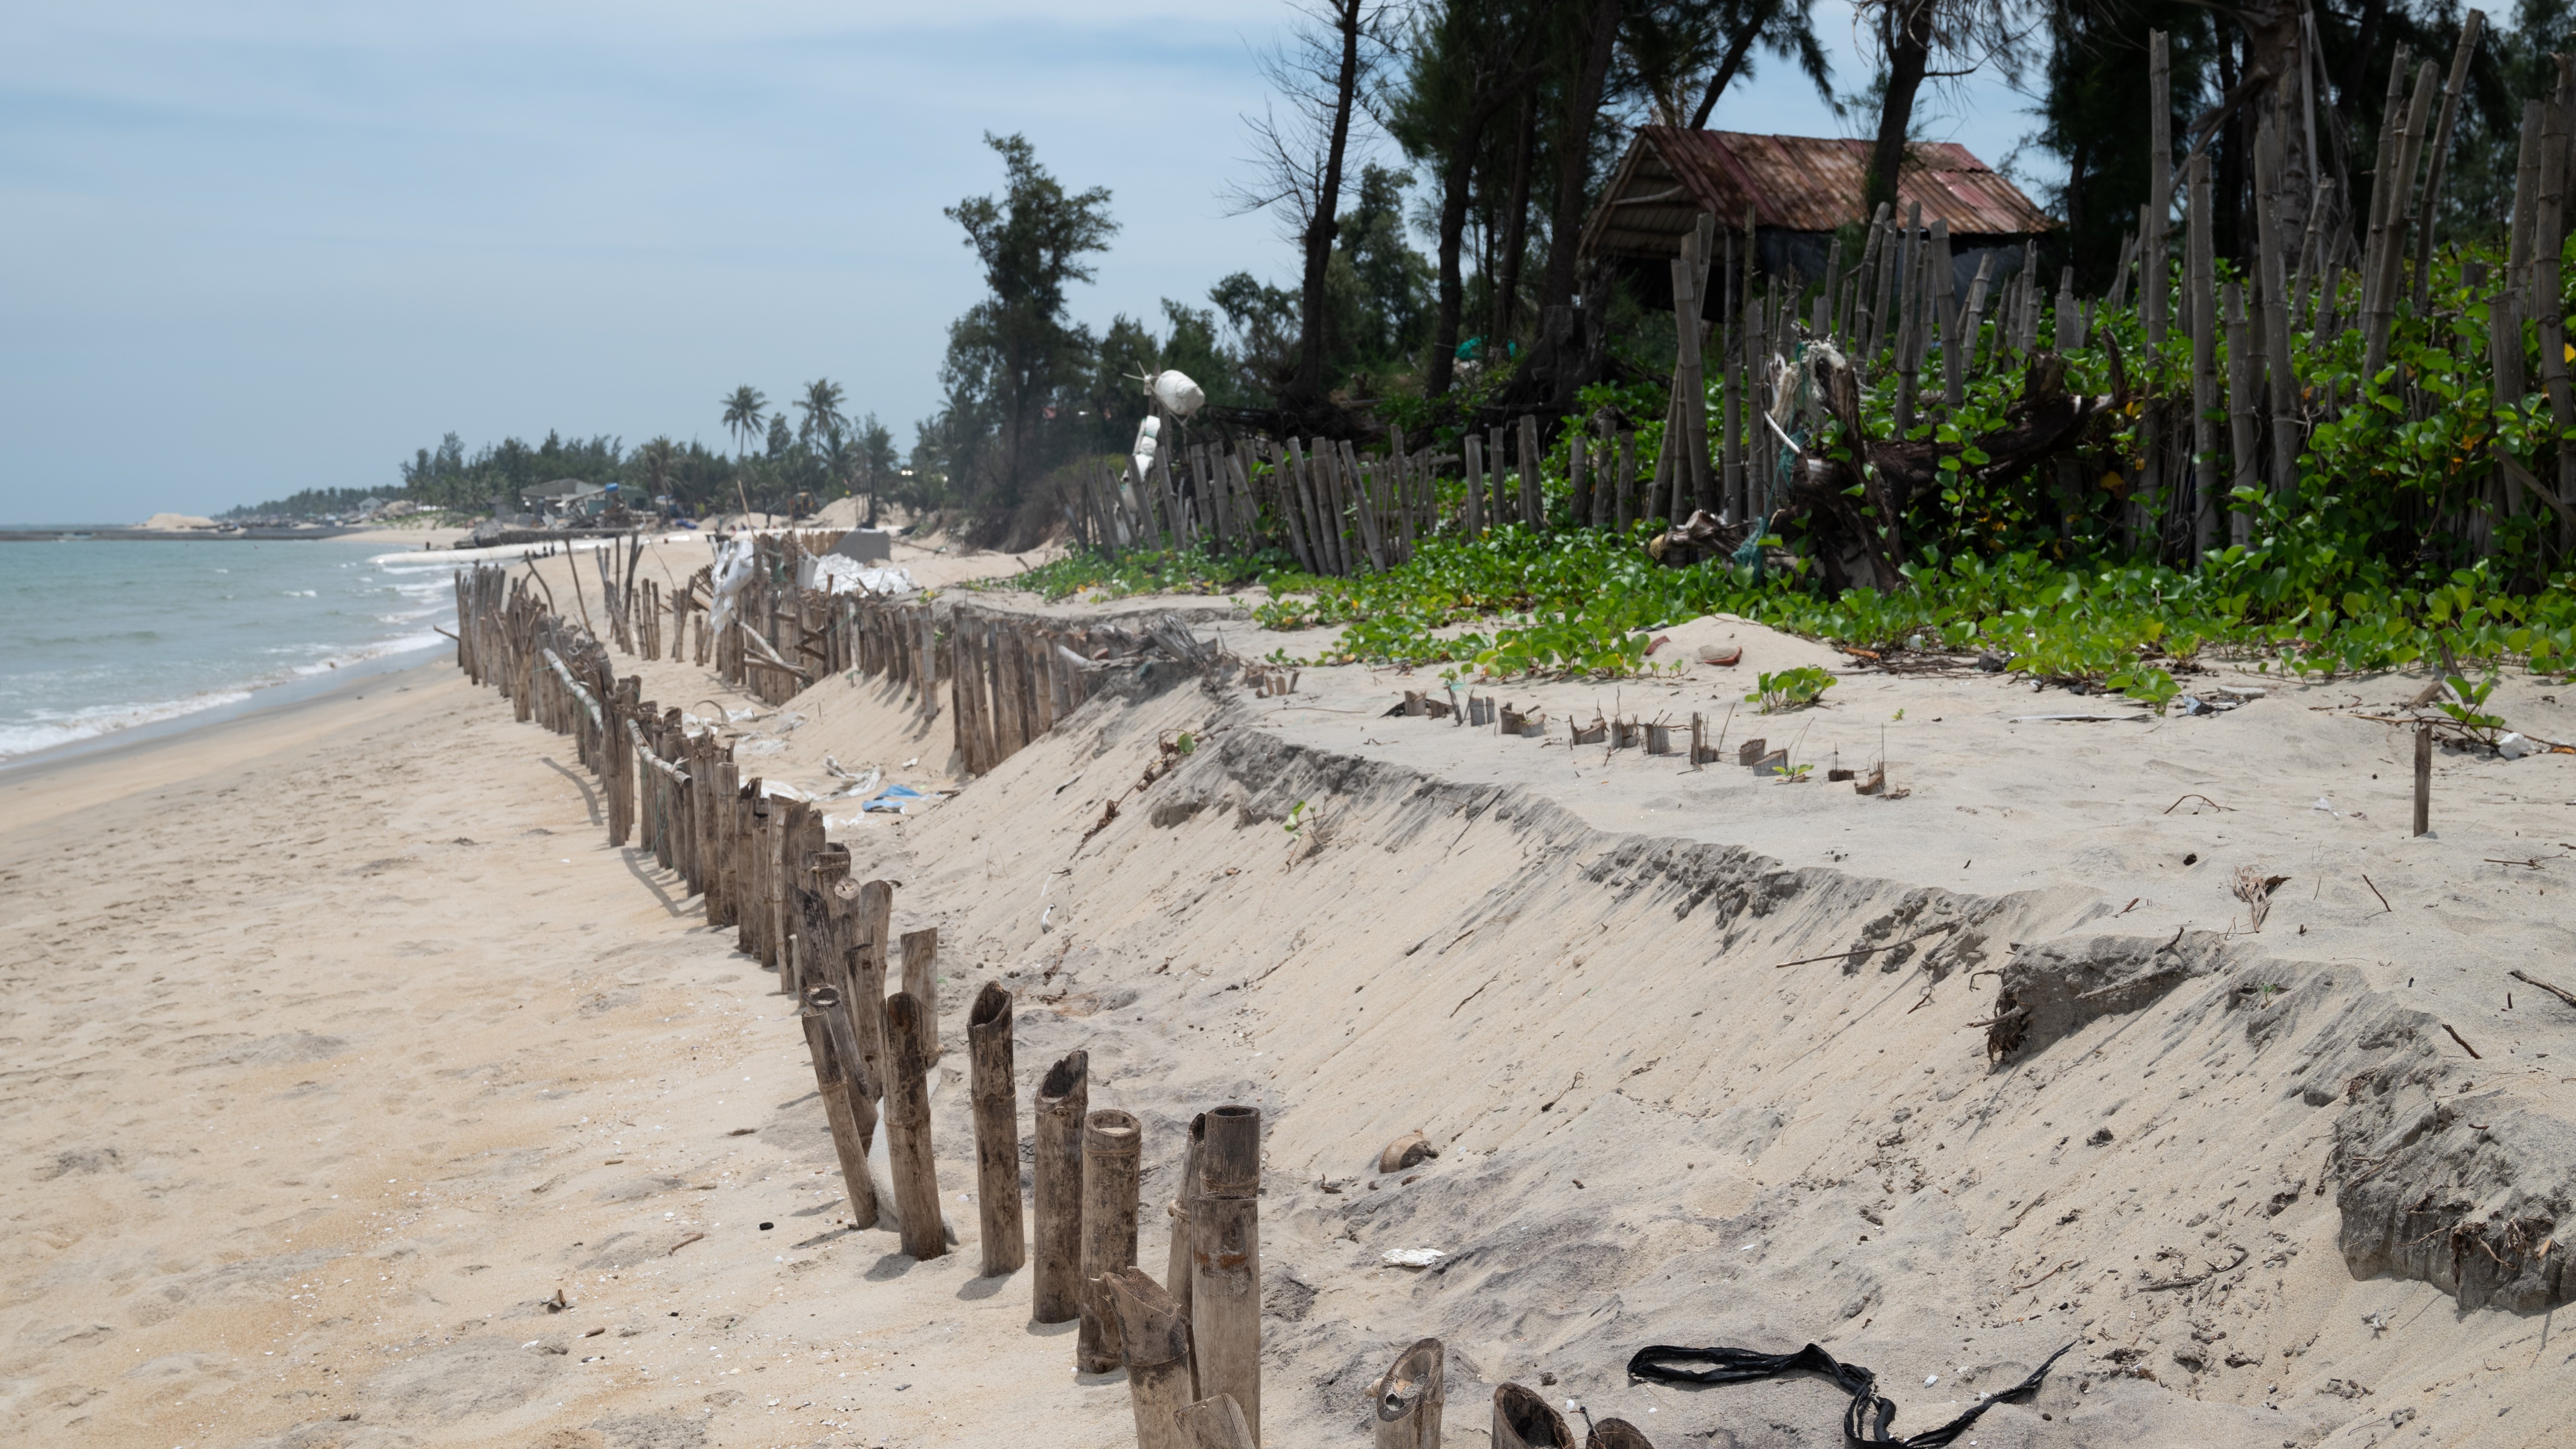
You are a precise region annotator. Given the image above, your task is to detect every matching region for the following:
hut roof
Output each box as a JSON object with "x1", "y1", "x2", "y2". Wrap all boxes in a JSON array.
[{"x1": 1581, "y1": 127, "x2": 2053, "y2": 263}]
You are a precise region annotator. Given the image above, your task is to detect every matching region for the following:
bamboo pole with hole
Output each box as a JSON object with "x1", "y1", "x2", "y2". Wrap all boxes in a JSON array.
[
  {"x1": 1077, "y1": 1109, "x2": 1142, "y2": 1373},
  {"x1": 801, "y1": 984, "x2": 881, "y2": 1228},
  {"x1": 883, "y1": 993, "x2": 944, "y2": 1259},
  {"x1": 1369, "y1": 1338, "x2": 1445, "y2": 1449},
  {"x1": 1109, "y1": 1267, "x2": 1195, "y2": 1449},
  {"x1": 1190, "y1": 1104, "x2": 1261, "y2": 1444},
  {"x1": 847, "y1": 880, "x2": 894, "y2": 1106},
  {"x1": 1492, "y1": 1383, "x2": 1574, "y2": 1449},
  {"x1": 1032, "y1": 1050, "x2": 1089, "y2": 1322},
  {"x1": 967, "y1": 982, "x2": 1024, "y2": 1277}
]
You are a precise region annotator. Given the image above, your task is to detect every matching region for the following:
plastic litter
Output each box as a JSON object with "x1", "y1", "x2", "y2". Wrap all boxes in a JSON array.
[
  {"x1": 1380, "y1": 1248, "x2": 1446, "y2": 1269},
  {"x1": 2498, "y1": 732, "x2": 2538, "y2": 759},
  {"x1": 861, "y1": 784, "x2": 924, "y2": 814},
  {"x1": 1626, "y1": 1339, "x2": 2074, "y2": 1448}
]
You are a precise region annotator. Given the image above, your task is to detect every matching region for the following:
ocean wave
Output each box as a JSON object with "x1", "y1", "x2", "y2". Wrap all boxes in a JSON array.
[{"x1": 0, "y1": 689, "x2": 255, "y2": 760}]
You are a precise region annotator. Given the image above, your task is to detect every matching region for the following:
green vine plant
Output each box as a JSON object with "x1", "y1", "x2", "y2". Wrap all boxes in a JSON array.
[{"x1": 1748, "y1": 666, "x2": 1837, "y2": 713}]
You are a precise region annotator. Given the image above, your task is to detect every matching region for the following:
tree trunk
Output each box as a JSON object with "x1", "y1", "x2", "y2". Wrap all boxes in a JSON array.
[
  {"x1": 1292, "y1": 0, "x2": 1366, "y2": 405},
  {"x1": 1428, "y1": 115, "x2": 1491, "y2": 399},
  {"x1": 1863, "y1": 0, "x2": 1936, "y2": 219},
  {"x1": 1494, "y1": 89, "x2": 1538, "y2": 343},
  {"x1": 1688, "y1": 0, "x2": 1780, "y2": 130},
  {"x1": 1534, "y1": 0, "x2": 1625, "y2": 319}
]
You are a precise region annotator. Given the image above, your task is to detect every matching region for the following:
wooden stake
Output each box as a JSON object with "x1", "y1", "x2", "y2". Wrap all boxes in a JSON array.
[
  {"x1": 1108, "y1": 1267, "x2": 1196, "y2": 1449},
  {"x1": 1078, "y1": 1109, "x2": 1144, "y2": 1373},
  {"x1": 901, "y1": 927, "x2": 940, "y2": 1060},
  {"x1": 847, "y1": 880, "x2": 894, "y2": 1106},
  {"x1": 2412, "y1": 11, "x2": 2487, "y2": 313},
  {"x1": 2188, "y1": 152, "x2": 2221, "y2": 557},
  {"x1": 799, "y1": 984, "x2": 881, "y2": 1230},
  {"x1": 1164, "y1": 1111, "x2": 1205, "y2": 1320},
  {"x1": 1175, "y1": 1395, "x2": 1258, "y2": 1449},
  {"x1": 1493, "y1": 1382, "x2": 1574, "y2": 1449},
  {"x1": 2413, "y1": 721, "x2": 2433, "y2": 837},
  {"x1": 1190, "y1": 1104, "x2": 1262, "y2": 1444},
  {"x1": 1032, "y1": 1050, "x2": 1089, "y2": 1323},
  {"x1": 967, "y1": 982, "x2": 1025, "y2": 1278},
  {"x1": 1368, "y1": 1338, "x2": 1445, "y2": 1449},
  {"x1": 882, "y1": 993, "x2": 945, "y2": 1260}
]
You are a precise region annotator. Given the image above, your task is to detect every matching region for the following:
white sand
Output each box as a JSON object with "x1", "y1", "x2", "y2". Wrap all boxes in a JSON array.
[{"x1": 6, "y1": 569, "x2": 2571, "y2": 1449}]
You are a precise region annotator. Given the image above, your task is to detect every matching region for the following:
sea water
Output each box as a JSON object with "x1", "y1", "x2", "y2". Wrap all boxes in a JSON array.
[{"x1": 0, "y1": 537, "x2": 475, "y2": 760}]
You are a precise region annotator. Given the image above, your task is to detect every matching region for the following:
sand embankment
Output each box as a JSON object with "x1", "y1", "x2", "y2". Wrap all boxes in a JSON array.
[{"x1": 5, "y1": 572, "x2": 2573, "y2": 1449}]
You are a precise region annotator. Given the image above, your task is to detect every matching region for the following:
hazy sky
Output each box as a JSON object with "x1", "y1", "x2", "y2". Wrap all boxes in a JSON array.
[{"x1": 0, "y1": 1, "x2": 2043, "y2": 524}]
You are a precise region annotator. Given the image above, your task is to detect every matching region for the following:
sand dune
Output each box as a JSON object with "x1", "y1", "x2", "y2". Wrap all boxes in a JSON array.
[{"x1": 5, "y1": 562, "x2": 2572, "y2": 1448}]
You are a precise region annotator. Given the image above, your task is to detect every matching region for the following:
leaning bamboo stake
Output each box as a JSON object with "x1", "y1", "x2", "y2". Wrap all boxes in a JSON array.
[
  {"x1": 967, "y1": 983, "x2": 1025, "y2": 1277},
  {"x1": 1190, "y1": 1104, "x2": 1261, "y2": 1444},
  {"x1": 901, "y1": 927, "x2": 940, "y2": 1060},
  {"x1": 1176, "y1": 1395, "x2": 1258, "y2": 1449},
  {"x1": 1077, "y1": 1109, "x2": 1143, "y2": 1374},
  {"x1": 1492, "y1": 1383, "x2": 1573, "y2": 1448},
  {"x1": 2365, "y1": 59, "x2": 2441, "y2": 382},
  {"x1": 1369, "y1": 1338, "x2": 1445, "y2": 1449},
  {"x1": 1109, "y1": 1267, "x2": 1196, "y2": 1449},
  {"x1": 2412, "y1": 10, "x2": 2487, "y2": 314},
  {"x1": 1032, "y1": 1050, "x2": 1089, "y2": 1323},
  {"x1": 799, "y1": 984, "x2": 882, "y2": 1230},
  {"x1": 883, "y1": 993, "x2": 944, "y2": 1260}
]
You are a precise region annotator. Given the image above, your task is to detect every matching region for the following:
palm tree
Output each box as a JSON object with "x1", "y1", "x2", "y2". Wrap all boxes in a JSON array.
[
  {"x1": 795, "y1": 378, "x2": 848, "y2": 447},
  {"x1": 638, "y1": 437, "x2": 680, "y2": 512},
  {"x1": 720, "y1": 386, "x2": 767, "y2": 459}
]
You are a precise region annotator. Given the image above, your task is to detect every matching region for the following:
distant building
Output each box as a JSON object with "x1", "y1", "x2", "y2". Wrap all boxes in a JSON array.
[
  {"x1": 522, "y1": 478, "x2": 612, "y2": 519},
  {"x1": 1578, "y1": 128, "x2": 2054, "y2": 316}
]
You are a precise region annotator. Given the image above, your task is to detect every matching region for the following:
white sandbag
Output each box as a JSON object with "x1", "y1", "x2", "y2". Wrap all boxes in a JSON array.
[{"x1": 1151, "y1": 369, "x2": 1207, "y2": 417}]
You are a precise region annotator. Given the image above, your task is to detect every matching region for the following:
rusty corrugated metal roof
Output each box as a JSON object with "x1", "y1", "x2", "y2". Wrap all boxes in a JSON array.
[{"x1": 1583, "y1": 127, "x2": 2052, "y2": 261}]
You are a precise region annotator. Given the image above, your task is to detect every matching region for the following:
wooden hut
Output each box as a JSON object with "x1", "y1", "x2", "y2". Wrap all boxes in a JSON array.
[{"x1": 1579, "y1": 127, "x2": 2053, "y2": 313}]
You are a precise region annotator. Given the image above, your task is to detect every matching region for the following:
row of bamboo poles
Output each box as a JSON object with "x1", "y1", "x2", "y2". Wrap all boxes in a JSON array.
[
  {"x1": 1053, "y1": 10, "x2": 2570, "y2": 578},
  {"x1": 453, "y1": 565, "x2": 1554, "y2": 1448}
]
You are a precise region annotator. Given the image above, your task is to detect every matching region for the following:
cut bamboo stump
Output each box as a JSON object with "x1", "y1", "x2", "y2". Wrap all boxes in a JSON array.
[
  {"x1": 882, "y1": 993, "x2": 944, "y2": 1260},
  {"x1": 1368, "y1": 1338, "x2": 1445, "y2": 1449},
  {"x1": 1077, "y1": 1109, "x2": 1144, "y2": 1373},
  {"x1": 1176, "y1": 1395, "x2": 1258, "y2": 1449},
  {"x1": 1190, "y1": 1104, "x2": 1262, "y2": 1444},
  {"x1": 1493, "y1": 1382, "x2": 1575, "y2": 1448},
  {"x1": 967, "y1": 983, "x2": 1025, "y2": 1277},
  {"x1": 848, "y1": 880, "x2": 895, "y2": 1105},
  {"x1": 797, "y1": 984, "x2": 880, "y2": 1229},
  {"x1": 1584, "y1": 1421, "x2": 1655, "y2": 1449},
  {"x1": 1108, "y1": 1267, "x2": 1195, "y2": 1449},
  {"x1": 1032, "y1": 1050, "x2": 1090, "y2": 1323},
  {"x1": 903, "y1": 927, "x2": 940, "y2": 1059}
]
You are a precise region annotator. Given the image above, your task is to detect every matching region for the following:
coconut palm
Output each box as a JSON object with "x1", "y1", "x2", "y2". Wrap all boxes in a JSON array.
[
  {"x1": 720, "y1": 386, "x2": 767, "y2": 459},
  {"x1": 795, "y1": 378, "x2": 848, "y2": 447}
]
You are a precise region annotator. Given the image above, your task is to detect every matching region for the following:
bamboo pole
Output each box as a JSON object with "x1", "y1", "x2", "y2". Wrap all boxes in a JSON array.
[
  {"x1": 848, "y1": 880, "x2": 894, "y2": 1106},
  {"x1": 1176, "y1": 1396, "x2": 1258, "y2": 1449},
  {"x1": 1462, "y1": 432, "x2": 1485, "y2": 536},
  {"x1": 1485, "y1": 426, "x2": 1509, "y2": 527},
  {"x1": 1164, "y1": 1111, "x2": 1205, "y2": 1319},
  {"x1": 1517, "y1": 414, "x2": 1545, "y2": 528},
  {"x1": 1492, "y1": 1383, "x2": 1574, "y2": 1449},
  {"x1": 800, "y1": 984, "x2": 882, "y2": 1228},
  {"x1": 1109, "y1": 1267, "x2": 1195, "y2": 1449},
  {"x1": 1032, "y1": 1050, "x2": 1089, "y2": 1323},
  {"x1": 1566, "y1": 425, "x2": 1591, "y2": 530},
  {"x1": 1189, "y1": 1104, "x2": 1261, "y2": 1444},
  {"x1": 2254, "y1": 109, "x2": 2301, "y2": 495},
  {"x1": 2538, "y1": 63, "x2": 2576, "y2": 547},
  {"x1": 2224, "y1": 280, "x2": 2260, "y2": 547},
  {"x1": 966, "y1": 983, "x2": 1024, "y2": 1277},
  {"x1": 2412, "y1": 10, "x2": 2487, "y2": 314},
  {"x1": 900, "y1": 927, "x2": 939, "y2": 1061},
  {"x1": 1077, "y1": 1109, "x2": 1143, "y2": 1373},
  {"x1": 2365, "y1": 59, "x2": 2440, "y2": 382},
  {"x1": 1613, "y1": 432, "x2": 1638, "y2": 533},
  {"x1": 1931, "y1": 221, "x2": 1962, "y2": 411},
  {"x1": 2188, "y1": 152, "x2": 2221, "y2": 557},
  {"x1": 883, "y1": 993, "x2": 944, "y2": 1260},
  {"x1": 1368, "y1": 1338, "x2": 1445, "y2": 1449}
]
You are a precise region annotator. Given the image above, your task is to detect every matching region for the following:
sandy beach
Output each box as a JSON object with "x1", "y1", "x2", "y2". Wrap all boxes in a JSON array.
[{"x1": 7, "y1": 544, "x2": 2576, "y2": 1449}]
